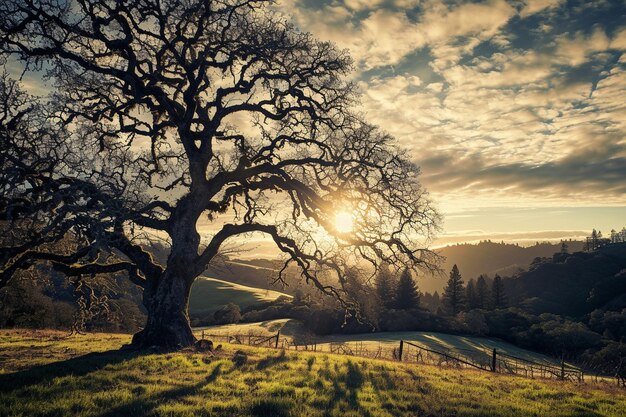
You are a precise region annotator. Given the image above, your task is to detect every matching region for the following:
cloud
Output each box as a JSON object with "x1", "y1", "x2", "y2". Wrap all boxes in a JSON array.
[
  {"x1": 343, "y1": 0, "x2": 384, "y2": 11},
  {"x1": 553, "y1": 28, "x2": 611, "y2": 66},
  {"x1": 610, "y1": 27, "x2": 626, "y2": 50},
  {"x1": 420, "y1": 0, "x2": 515, "y2": 43},
  {"x1": 519, "y1": 0, "x2": 564, "y2": 18},
  {"x1": 287, "y1": 0, "x2": 516, "y2": 70},
  {"x1": 284, "y1": 0, "x2": 626, "y2": 210}
]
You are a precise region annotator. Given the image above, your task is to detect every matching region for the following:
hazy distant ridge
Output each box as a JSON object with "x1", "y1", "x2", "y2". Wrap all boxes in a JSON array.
[{"x1": 420, "y1": 240, "x2": 585, "y2": 293}]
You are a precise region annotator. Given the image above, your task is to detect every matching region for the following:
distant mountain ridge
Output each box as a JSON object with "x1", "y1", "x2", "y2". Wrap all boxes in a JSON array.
[
  {"x1": 178, "y1": 240, "x2": 588, "y2": 294},
  {"x1": 420, "y1": 240, "x2": 585, "y2": 293},
  {"x1": 143, "y1": 239, "x2": 588, "y2": 295},
  {"x1": 207, "y1": 241, "x2": 586, "y2": 295}
]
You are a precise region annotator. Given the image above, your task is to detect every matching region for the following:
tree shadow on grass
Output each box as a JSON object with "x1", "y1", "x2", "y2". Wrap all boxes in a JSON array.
[
  {"x1": 94, "y1": 362, "x2": 230, "y2": 417},
  {"x1": 0, "y1": 348, "x2": 146, "y2": 394},
  {"x1": 256, "y1": 349, "x2": 289, "y2": 370},
  {"x1": 329, "y1": 360, "x2": 366, "y2": 413}
]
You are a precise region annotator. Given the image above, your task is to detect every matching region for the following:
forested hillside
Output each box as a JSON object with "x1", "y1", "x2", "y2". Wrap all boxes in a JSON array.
[
  {"x1": 503, "y1": 243, "x2": 626, "y2": 317},
  {"x1": 420, "y1": 240, "x2": 585, "y2": 293}
]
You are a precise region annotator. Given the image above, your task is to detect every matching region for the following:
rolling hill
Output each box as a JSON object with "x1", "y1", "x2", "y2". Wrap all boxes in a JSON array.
[
  {"x1": 189, "y1": 277, "x2": 290, "y2": 317},
  {"x1": 212, "y1": 241, "x2": 587, "y2": 294},
  {"x1": 419, "y1": 240, "x2": 585, "y2": 293},
  {"x1": 195, "y1": 319, "x2": 567, "y2": 367}
]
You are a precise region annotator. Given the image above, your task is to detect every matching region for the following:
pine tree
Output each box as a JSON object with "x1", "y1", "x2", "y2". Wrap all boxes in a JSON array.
[
  {"x1": 375, "y1": 265, "x2": 396, "y2": 309},
  {"x1": 394, "y1": 268, "x2": 420, "y2": 310},
  {"x1": 476, "y1": 275, "x2": 488, "y2": 307},
  {"x1": 466, "y1": 278, "x2": 478, "y2": 310},
  {"x1": 432, "y1": 291, "x2": 440, "y2": 308},
  {"x1": 591, "y1": 229, "x2": 598, "y2": 250},
  {"x1": 491, "y1": 274, "x2": 507, "y2": 309},
  {"x1": 442, "y1": 264, "x2": 465, "y2": 315}
]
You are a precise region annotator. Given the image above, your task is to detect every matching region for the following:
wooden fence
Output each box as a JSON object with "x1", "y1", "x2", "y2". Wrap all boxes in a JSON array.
[
  {"x1": 399, "y1": 340, "x2": 585, "y2": 382},
  {"x1": 196, "y1": 330, "x2": 281, "y2": 348},
  {"x1": 192, "y1": 329, "x2": 620, "y2": 385}
]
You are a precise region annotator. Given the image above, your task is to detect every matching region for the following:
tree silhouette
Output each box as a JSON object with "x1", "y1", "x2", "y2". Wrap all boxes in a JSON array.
[
  {"x1": 491, "y1": 274, "x2": 507, "y2": 309},
  {"x1": 442, "y1": 264, "x2": 465, "y2": 315},
  {"x1": 394, "y1": 268, "x2": 419, "y2": 310},
  {"x1": 475, "y1": 275, "x2": 489, "y2": 310},
  {"x1": 375, "y1": 265, "x2": 396, "y2": 310},
  {"x1": 586, "y1": 229, "x2": 599, "y2": 251},
  {"x1": 466, "y1": 278, "x2": 477, "y2": 310},
  {"x1": 0, "y1": 0, "x2": 439, "y2": 347}
]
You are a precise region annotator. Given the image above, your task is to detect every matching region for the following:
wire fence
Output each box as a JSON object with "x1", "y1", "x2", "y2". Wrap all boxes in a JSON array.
[{"x1": 192, "y1": 329, "x2": 623, "y2": 386}]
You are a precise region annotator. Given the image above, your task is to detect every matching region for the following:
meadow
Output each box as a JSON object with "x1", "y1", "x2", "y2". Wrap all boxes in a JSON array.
[
  {"x1": 188, "y1": 277, "x2": 289, "y2": 316},
  {"x1": 1, "y1": 329, "x2": 624, "y2": 417}
]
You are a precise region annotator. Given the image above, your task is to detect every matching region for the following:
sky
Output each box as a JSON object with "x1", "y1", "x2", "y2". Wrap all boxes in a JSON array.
[
  {"x1": 278, "y1": 0, "x2": 626, "y2": 245},
  {"x1": 10, "y1": 0, "x2": 625, "y2": 250}
]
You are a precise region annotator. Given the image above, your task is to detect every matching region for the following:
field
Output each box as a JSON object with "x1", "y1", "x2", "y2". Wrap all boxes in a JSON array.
[
  {"x1": 1, "y1": 329, "x2": 624, "y2": 417},
  {"x1": 195, "y1": 319, "x2": 566, "y2": 366},
  {"x1": 188, "y1": 276, "x2": 289, "y2": 316}
]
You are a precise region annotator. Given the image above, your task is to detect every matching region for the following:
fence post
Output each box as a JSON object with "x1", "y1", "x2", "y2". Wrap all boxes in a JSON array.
[
  {"x1": 491, "y1": 349, "x2": 497, "y2": 372},
  {"x1": 398, "y1": 340, "x2": 404, "y2": 361},
  {"x1": 560, "y1": 359, "x2": 565, "y2": 380},
  {"x1": 275, "y1": 331, "x2": 280, "y2": 349},
  {"x1": 201, "y1": 330, "x2": 205, "y2": 340}
]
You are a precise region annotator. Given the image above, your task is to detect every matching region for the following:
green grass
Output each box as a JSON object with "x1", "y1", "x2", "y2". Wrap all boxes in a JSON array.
[
  {"x1": 196, "y1": 319, "x2": 566, "y2": 366},
  {"x1": 188, "y1": 276, "x2": 289, "y2": 315},
  {"x1": 1, "y1": 329, "x2": 624, "y2": 417}
]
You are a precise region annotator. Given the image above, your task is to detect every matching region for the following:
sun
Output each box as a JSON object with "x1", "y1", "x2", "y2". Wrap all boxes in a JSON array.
[{"x1": 334, "y1": 211, "x2": 354, "y2": 234}]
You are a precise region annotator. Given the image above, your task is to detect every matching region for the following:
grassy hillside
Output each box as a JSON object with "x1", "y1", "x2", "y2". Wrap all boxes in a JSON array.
[
  {"x1": 196, "y1": 319, "x2": 567, "y2": 366},
  {"x1": 1, "y1": 329, "x2": 624, "y2": 417},
  {"x1": 189, "y1": 277, "x2": 290, "y2": 316}
]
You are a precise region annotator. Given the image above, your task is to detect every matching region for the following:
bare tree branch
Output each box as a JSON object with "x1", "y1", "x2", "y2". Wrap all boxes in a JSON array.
[{"x1": 0, "y1": 0, "x2": 440, "y2": 348}]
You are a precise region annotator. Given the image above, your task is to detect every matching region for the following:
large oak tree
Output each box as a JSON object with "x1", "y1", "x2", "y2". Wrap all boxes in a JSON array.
[{"x1": 0, "y1": 0, "x2": 439, "y2": 348}]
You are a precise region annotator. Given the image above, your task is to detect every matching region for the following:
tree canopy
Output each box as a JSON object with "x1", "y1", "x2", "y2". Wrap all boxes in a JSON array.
[{"x1": 0, "y1": 0, "x2": 439, "y2": 347}]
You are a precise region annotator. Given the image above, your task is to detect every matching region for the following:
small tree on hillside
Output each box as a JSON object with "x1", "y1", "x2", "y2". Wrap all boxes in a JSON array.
[
  {"x1": 375, "y1": 265, "x2": 396, "y2": 309},
  {"x1": 491, "y1": 274, "x2": 507, "y2": 309},
  {"x1": 394, "y1": 268, "x2": 420, "y2": 310},
  {"x1": 442, "y1": 264, "x2": 465, "y2": 315},
  {"x1": 475, "y1": 275, "x2": 489, "y2": 310}
]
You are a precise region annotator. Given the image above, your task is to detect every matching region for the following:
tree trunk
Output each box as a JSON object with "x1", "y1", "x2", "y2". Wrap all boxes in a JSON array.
[
  {"x1": 132, "y1": 187, "x2": 206, "y2": 349},
  {"x1": 132, "y1": 267, "x2": 196, "y2": 349}
]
